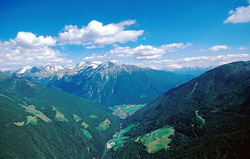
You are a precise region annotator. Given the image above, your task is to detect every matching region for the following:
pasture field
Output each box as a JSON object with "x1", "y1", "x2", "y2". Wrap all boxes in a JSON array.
[
  {"x1": 73, "y1": 114, "x2": 82, "y2": 122},
  {"x1": 106, "y1": 124, "x2": 136, "y2": 151},
  {"x1": 26, "y1": 116, "x2": 38, "y2": 125},
  {"x1": 89, "y1": 114, "x2": 98, "y2": 118},
  {"x1": 96, "y1": 119, "x2": 111, "y2": 131},
  {"x1": 81, "y1": 129, "x2": 92, "y2": 139},
  {"x1": 140, "y1": 127, "x2": 175, "y2": 153},
  {"x1": 81, "y1": 122, "x2": 89, "y2": 128},
  {"x1": 24, "y1": 105, "x2": 51, "y2": 122},
  {"x1": 13, "y1": 121, "x2": 25, "y2": 126}
]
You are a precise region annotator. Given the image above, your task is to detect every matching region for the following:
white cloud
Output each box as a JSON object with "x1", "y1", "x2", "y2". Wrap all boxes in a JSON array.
[
  {"x1": 132, "y1": 54, "x2": 250, "y2": 70},
  {"x1": 58, "y1": 20, "x2": 144, "y2": 48},
  {"x1": 239, "y1": 46, "x2": 247, "y2": 50},
  {"x1": 224, "y1": 5, "x2": 250, "y2": 23},
  {"x1": 12, "y1": 32, "x2": 56, "y2": 48},
  {"x1": 136, "y1": 54, "x2": 162, "y2": 60},
  {"x1": 83, "y1": 53, "x2": 107, "y2": 60},
  {"x1": 86, "y1": 45, "x2": 96, "y2": 49},
  {"x1": 109, "y1": 45, "x2": 165, "y2": 59},
  {"x1": 83, "y1": 43, "x2": 191, "y2": 61},
  {"x1": 160, "y1": 43, "x2": 192, "y2": 52},
  {"x1": 0, "y1": 32, "x2": 72, "y2": 71},
  {"x1": 209, "y1": 45, "x2": 229, "y2": 51}
]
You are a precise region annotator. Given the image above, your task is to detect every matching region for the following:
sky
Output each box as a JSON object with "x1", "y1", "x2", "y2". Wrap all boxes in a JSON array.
[{"x1": 0, "y1": 0, "x2": 250, "y2": 71}]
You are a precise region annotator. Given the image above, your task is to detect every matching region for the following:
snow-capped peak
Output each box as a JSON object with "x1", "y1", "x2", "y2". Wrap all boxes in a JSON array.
[
  {"x1": 76, "y1": 61, "x2": 103, "y2": 69},
  {"x1": 97, "y1": 61, "x2": 115, "y2": 69},
  {"x1": 44, "y1": 63, "x2": 65, "y2": 73},
  {"x1": 15, "y1": 65, "x2": 32, "y2": 74},
  {"x1": 76, "y1": 61, "x2": 90, "y2": 68},
  {"x1": 90, "y1": 61, "x2": 102, "y2": 69}
]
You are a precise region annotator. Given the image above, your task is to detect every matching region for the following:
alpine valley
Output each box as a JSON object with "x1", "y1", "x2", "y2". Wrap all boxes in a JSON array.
[
  {"x1": 1, "y1": 0, "x2": 250, "y2": 158},
  {"x1": 13, "y1": 62, "x2": 194, "y2": 107},
  {"x1": 0, "y1": 61, "x2": 249, "y2": 159}
]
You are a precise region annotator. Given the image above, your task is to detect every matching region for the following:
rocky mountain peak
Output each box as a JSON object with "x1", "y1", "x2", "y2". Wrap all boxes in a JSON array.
[
  {"x1": 97, "y1": 61, "x2": 115, "y2": 70},
  {"x1": 44, "y1": 63, "x2": 65, "y2": 73},
  {"x1": 14, "y1": 65, "x2": 32, "y2": 74}
]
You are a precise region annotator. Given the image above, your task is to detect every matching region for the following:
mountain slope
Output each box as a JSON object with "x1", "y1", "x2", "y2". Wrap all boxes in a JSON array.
[
  {"x1": 15, "y1": 62, "x2": 194, "y2": 107},
  {"x1": 0, "y1": 72, "x2": 120, "y2": 159},
  {"x1": 107, "y1": 61, "x2": 250, "y2": 159},
  {"x1": 13, "y1": 63, "x2": 69, "y2": 85}
]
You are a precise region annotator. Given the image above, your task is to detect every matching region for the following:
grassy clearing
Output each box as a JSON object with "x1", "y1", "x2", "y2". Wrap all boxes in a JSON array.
[
  {"x1": 113, "y1": 124, "x2": 135, "y2": 139},
  {"x1": 1, "y1": 94, "x2": 49, "y2": 125},
  {"x1": 55, "y1": 110, "x2": 68, "y2": 122},
  {"x1": 140, "y1": 127, "x2": 175, "y2": 153},
  {"x1": 24, "y1": 105, "x2": 51, "y2": 123},
  {"x1": 123, "y1": 124, "x2": 135, "y2": 132},
  {"x1": 13, "y1": 121, "x2": 25, "y2": 126},
  {"x1": 14, "y1": 115, "x2": 38, "y2": 126},
  {"x1": 26, "y1": 116, "x2": 38, "y2": 125},
  {"x1": 195, "y1": 110, "x2": 205, "y2": 126},
  {"x1": 89, "y1": 114, "x2": 98, "y2": 118},
  {"x1": 81, "y1": 128, "x2": 92, "y2": 139},
  {"x1": 96, "y1": 119, "x2": 111, "y2": 131},
  {"x1": 106, "y1": 137, "x2": 127, "y2": 151},
  {"x1": 106, "y1": 124, "x2": 136, "y2": 152},
  {"x1": 73, "y1": 114, "x2": 82, "y2": 122},
  {"x1": 52, "y1": 106, "x2": 68, "y2": 122},
  {"x1": 81, "y1": 122, "x2": 89, "y2": 129}
]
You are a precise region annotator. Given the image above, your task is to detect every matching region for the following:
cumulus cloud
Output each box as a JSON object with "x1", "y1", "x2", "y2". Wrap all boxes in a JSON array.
[
  {"x1": 12, "y1": 32, "x2": 56, "y2": 48},
  {"x1": 224, "y1": 5, "x2": 250, "y2": 23},
  {"x1": 0, "y1": 32, "x2": 72, "y2": 71},
  {"x1": 209, "y1": 45, "x2": 229, "y2": 51},
  {"x1": 133, "y1": 54, "x2": 250, "y2": 70},
  {"x1": 83, "y1": 43, "x2": 191, "y2": 61},
  {"x1": 58, "y1": 20, "x2": 144, "y2": 48}
]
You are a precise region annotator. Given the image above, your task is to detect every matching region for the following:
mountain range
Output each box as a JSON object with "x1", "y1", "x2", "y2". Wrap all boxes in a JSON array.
[
  {"x1": 106, "y1": 61, "x2": 250, "y2": 159},
  {"x1": 1, "y1": 61, "x2": 249, "y2": 159},
  {"x1": 13, "y1": 61, "x2": 194, "y2": 107}
]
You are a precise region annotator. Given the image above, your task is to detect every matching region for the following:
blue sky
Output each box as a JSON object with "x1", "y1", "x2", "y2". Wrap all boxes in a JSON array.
[{"x1": 0, "y1": 0, "x2": 250, "y2": 71}]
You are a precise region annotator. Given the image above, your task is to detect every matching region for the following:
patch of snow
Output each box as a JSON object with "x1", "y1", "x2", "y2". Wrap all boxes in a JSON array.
[
  {"x1": 68, "y1": 71, "x2": 78, "y2": 75},
  {"x1": 57, "y1": 73, "x2": 64, "y2": 79},
  {"x1": 44, "y1": 64, "x2": 64, "y2": 73},
  {"x1": 90, "y1": 61, "x2": 102, "y2": 69},
  {"x1": 16, "y1": 65, "x2": 32, "y2": 74},
  {"x1": 89, "y1": 63, "x2": 98, "y2": 69},
  {"x1": 76, "y1": 61, "x2": 89, "y2": 68}
]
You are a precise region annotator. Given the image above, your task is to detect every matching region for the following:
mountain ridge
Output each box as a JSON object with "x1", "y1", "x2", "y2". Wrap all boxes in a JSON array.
[
  {"x1": 0, "y1": 72, "x2": 120, "y2": 158},
  {"x1": 13, "y1": 61, "x2": 194, "y2": 106}
]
